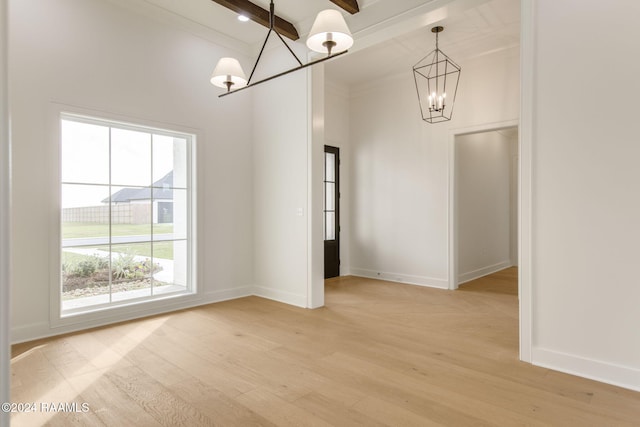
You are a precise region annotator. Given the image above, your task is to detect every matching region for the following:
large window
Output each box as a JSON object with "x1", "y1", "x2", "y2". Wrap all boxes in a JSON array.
[{"x1": 59, "y1": 114, "x2": 195, "y2": 316}]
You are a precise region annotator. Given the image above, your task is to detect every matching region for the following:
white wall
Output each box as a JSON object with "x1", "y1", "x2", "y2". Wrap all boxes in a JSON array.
[
  {"x1": 309, "y1": 65, "x2": 325, "y2": 307},
  {"x1": 1, "y1": 0, "x2": 11, "y2": 420},
  {"x1": 325, "y1": 80, "x2": 351, "y2": 275},
  {"x1": 526, "y1": 0, "x2": 640, "y2": 390},
  {"x1": 252, "y1": 43, "x2": 311, "y2": 308},
  {"x1": 9, "y1": 0, "x2": 255, "y2": 341},
  {"x1": 456, "y1": 130, "x2": 515, "y2": 283},
  {"x1": 348, "y1": 47, "x2": 519, "y2": 288}
]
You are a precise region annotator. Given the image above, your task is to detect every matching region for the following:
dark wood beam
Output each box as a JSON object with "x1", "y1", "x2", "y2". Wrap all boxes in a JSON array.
[
  {"x1": 210, "y1": 0, "x2": 300, "y2": 40},
  {"x1": 329, "y1": 0, "x2": 359, "y2": 14}
]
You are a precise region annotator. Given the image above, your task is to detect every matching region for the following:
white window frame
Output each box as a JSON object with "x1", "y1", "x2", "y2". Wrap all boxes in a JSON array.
[{"x1": 50, "y1": 107, "x2": 200, "y2": 329}]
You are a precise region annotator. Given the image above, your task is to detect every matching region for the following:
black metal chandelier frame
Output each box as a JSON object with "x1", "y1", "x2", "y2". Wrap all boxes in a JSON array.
[
  {"x1": 220, "y1": 0, "x2": 348, "y2": 97},
  {"x1": 413, "y1": 26, "x2": 461, "y2": 123}
]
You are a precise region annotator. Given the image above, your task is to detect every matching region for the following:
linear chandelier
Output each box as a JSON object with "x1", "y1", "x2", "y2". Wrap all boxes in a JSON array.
[
  {"x1": 413, "y1": 26, "x2": 461, "y2": 124},
  {"x1": 211, "y1": 0, "x2": 353, "y2": 97}
]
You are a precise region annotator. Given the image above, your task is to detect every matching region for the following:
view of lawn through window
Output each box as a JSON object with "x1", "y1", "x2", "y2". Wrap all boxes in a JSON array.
[{"x1": 60, "y1": 114, "x2": 193, "y2": 314}]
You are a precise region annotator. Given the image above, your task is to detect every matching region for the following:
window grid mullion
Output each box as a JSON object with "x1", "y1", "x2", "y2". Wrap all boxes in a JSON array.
[
  {"x1": 150, "y1": 133, "x2": 155, "y2": 297},
  {"x1": 108, "y1": 126, "x2": 113, "y2": 304}
]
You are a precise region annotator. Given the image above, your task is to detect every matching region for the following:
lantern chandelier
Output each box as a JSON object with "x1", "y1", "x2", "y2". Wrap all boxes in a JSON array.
[
  {"x1": 211, "y1": 0, "x2": 354, "y2": 97},
  {"x1": 413, "y1": 26, "x2": 461, "y2": 124}
]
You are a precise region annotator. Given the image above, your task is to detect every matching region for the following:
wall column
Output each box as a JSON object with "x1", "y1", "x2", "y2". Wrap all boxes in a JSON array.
[{"x1": 1, "y1": 0, "x2": 12, "y2": 421}]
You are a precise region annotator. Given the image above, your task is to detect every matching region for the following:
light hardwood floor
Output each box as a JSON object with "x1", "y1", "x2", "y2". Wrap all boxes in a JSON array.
[{"x1": 10, "y1": 268, "x2": 640, "y2": 426}]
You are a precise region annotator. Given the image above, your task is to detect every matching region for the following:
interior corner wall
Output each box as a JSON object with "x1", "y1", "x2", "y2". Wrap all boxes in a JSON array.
[
  {"x1": 348, "y1": 47, "x2": 519, "y2": 288},
  {"x1": 529, "y1": 0, "x2": 640, "y2": 391},
  {"x1": 9, "y1": 0, "x2": 255, "y2": 342},
  {"x1": 252, "y1": 43, "x2": 311, "y2": 308},
  {"x1": 456, "y1": 131, "x2": 514, "y2": 284}
]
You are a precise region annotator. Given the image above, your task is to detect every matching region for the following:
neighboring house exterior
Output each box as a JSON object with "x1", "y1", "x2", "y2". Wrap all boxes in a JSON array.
[
  {"x1": 63, "y1": 171, "x2": 174, "y2": 224},
  {"x1": 106, "y1": 171, "x2": 174, "y2": 224}
]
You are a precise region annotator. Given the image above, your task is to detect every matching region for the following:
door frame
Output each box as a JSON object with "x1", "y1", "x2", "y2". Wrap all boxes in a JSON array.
[
  {"x1": 323, "y1": 145, "x2": 340, "y2": 278},
  {"x1": 448, "y1": 120, "x2": 519, "y2": 291},
  {"x1": 448, "y1": 120, "x2": 520, "y2": 290}
]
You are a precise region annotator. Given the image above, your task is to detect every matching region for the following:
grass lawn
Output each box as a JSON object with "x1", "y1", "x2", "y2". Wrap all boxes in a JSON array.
[
  {"x1": 62, "y1": 221, "x2": 175, "y2": 260},
  {"x1": 63, "y1": 241, "x2": 173, "y2": 262},
  {"x1": 114, "y1": 242, "x2": 173, "y2": 259},
  {"x1": 62, "y1": 222, "x2": 173, "y2": 238}
]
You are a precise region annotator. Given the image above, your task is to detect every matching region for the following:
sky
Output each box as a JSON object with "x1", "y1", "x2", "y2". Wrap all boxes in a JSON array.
[{"x1": 61, "y1": 119, "x2": 186, "y2": 208}]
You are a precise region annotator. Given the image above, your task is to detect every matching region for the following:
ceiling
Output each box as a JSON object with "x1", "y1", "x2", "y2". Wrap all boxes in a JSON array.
[
  {"x1": 142, "y1": 0, "x2": 386, "y2": 46},
  {"x1": 139, "y1": 0, "x2": 520, "y2": 87},
  {"x1": 325, "y1": 0, "x2": 520, "y2": 86}
]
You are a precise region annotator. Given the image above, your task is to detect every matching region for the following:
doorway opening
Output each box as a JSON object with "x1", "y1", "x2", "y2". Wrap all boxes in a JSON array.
[
  {"x1": 324, "y1": 145, "x2": 340, "y2": 279},
  {"x1": 450, "y1": 124, "x2": 519, "y2": 291}
]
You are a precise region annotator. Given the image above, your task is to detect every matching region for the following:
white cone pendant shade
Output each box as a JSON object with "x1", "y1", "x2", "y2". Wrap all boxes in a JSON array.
[
  {"x1": 306, "y1": 9, "x2": 353, "y2": 55},
  {"x1": 210, "y1": 57, "x2": 247, "y2": 91}
]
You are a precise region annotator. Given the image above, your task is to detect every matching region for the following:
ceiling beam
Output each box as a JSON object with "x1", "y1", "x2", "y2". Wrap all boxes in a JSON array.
[
  {"x1": 210, "y1": 0, "x2": 300, "y2": 40},
  {"x1": 329, "y1": 0, "x2": 359, "y2": 14}
]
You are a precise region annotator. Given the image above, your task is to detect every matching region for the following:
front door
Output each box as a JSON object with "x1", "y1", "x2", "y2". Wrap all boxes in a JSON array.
[{"x1": 324, "y1": 146, "x2": 340, "y2": 278}]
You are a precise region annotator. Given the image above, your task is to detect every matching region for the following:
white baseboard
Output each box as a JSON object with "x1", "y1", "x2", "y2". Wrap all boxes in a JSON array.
[
  {"x1": 458, "y1": 260, "x2": 513, "y2": 285},
  {"x1": 350, "y1": 268, "x2": 448, "y2": 289},
  {"x1": 11, "y1": 285, "x2": 254, "y2": 344},
  {"x1": 532, "y1": 347, "x2": 640, "y2": 392},
  {"x1": 205, "y1": 286, "x2": 254, "y2": 304},
  {"x1": 253, "y1": 286, "x2": 307, "y2": 308},
  {"x1": 11, "y1": 322, "x2": 50, "y2": 345}
]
